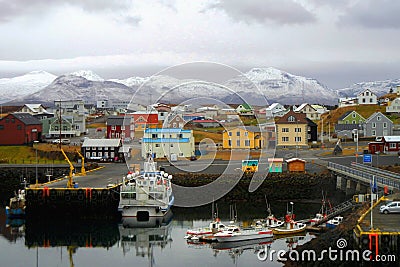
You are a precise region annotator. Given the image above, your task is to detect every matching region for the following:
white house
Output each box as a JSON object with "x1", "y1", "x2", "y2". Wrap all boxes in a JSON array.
[
  {"x1": 141, "y1": 128, "x2": 195, "y2": 159},
  {"x1": 53, "y1": 100, "x2": 86, "y2": 136},
  {"x1": 357, "y1": 89, "x2": 377, "y2": 105},
  {"x1": 386, "y1": 98, "x2": 400, "y2": 113},
  {"x1": 339, "y1": 97, "x2": 358, "y2": 108},
  {"x1": 294, "y1": 103, "x2": 320, "y2": 120},
  {"x1": 265, "y1": 103, "x2": 287, "y2": 118}
]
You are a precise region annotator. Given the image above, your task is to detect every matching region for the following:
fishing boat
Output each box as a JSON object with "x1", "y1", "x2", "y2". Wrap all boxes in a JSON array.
[
  {"x1": 118, "y1": 155, "x2": 174, "y2": 220},
  {"x1": 252, "y1": 198, "x2": 284, "y2": 229},
  {"x1": 214, "y1": 225, "x2": 273, "y2": 242},
  {"x1": 272, "y1": 202, "x2": 306, "y2": 235},
  {"x1": 309, "y1": 191, "x2": 330, "y2": 225},
  {"x1": 326, "y1": 216, "x2": 343, "y2": 229},
  {"x1": 5, "y1": 190, "x2": 26, "y2": 218},
  {"x1": 184, "y1": 218, "x2": 227, "y2": 241}
]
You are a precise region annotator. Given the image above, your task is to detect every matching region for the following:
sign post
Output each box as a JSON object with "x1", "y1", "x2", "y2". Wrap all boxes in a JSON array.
[{"x1": 363, "y1": 154, "x2": 372, "y2": 165}]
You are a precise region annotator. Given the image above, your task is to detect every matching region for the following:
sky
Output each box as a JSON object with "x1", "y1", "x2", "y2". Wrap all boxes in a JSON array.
[{"x1": 0, "y1": 0, "x2": 399, "y2": 89}]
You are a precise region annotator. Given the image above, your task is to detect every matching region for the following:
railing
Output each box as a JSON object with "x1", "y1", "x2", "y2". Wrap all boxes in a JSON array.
[
  {"x1": 351, "y1": 162, "x2": 400, "y2": 180},
  {"x1": 313, "y1": 199, "x2": 356, "y2": 226},
  {"x1": 328, "y1": 162, "x2": 400, "y2": 190}
]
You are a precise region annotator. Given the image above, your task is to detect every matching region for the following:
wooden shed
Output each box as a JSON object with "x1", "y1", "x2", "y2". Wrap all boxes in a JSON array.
[{"x1": 286, "y1": 158, "x2": 306, "y2": 173}]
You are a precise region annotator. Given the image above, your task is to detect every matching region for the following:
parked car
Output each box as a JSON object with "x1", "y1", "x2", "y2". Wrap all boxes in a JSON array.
[
  {"x1": 379, "y1": 201, "x2": 400, "y2": 214},
  {"x1": 123, "y1": 137, "x2": 132, "y2": 144},
  {"x1": 61, "y1": 139, "x2": 71, "y2": 145}
]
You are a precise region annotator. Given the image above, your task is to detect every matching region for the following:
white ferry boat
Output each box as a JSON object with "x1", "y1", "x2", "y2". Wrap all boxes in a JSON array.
[{"x1": 118, "y1": 156, "x2": 174, "y2": 220}]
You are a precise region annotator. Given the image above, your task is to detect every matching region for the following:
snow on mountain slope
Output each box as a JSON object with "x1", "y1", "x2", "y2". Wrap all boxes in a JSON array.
[
  {"x1": 70, "y1": 70, "x2": 104, "y2": 82},
  {"x1": 0, "y1": 71, "x2": 57, "y2": 104},
  {"x1": 336, "y1": 79, "x2": 400, "y2": 97}
]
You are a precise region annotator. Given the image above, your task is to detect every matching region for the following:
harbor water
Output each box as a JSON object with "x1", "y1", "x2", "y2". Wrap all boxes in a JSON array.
[{"x1": 0, "y1": 202, "x2": 320, "y2": 267}]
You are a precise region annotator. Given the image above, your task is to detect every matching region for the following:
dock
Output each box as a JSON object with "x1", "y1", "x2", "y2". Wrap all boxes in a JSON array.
[
  {"x1": 353, "y1": 193, "x2": 400, "y2": 255},
  {"x1": 24, "y1": 163, "x2": 127, "y2": 217}
]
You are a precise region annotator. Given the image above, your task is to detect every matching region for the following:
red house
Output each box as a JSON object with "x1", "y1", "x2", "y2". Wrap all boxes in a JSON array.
[
  {"x1": 0, "y1": 113, "x2": 42, "y2": 145},
  {"x1": 368, "y1": 136, "x2": 400, "y2": 154},
  {"x1": 106, "y1": 115, "x2": 134, "y2": 140},
  {"x1": 132, "y1": 112, "x2": 159, "y2": 138}
]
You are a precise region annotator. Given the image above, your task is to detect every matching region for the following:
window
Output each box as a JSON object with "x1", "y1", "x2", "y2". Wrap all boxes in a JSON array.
[
  {"x1": 121, "y1": 125, "x2": 125, "y2": 130},
  {"x1": 295, "y1": 136, "x2": 302, "y2": 142},
  {"x1": 92, "y1": 147, "x2": 97, "y2": 150},
  {"x1": 98, "y1": 152, "x2": 102, "y2": 157},
  {"x1": 282, "y1": 128, "x2": 289, "y2": 132},
  {"x1": 152, "y1": 134, "x2": 157, "y2": 138},
  {"x1": 370, "y1": 98, "x2": 373, "y2": 103},
  {"x1": 236, "y1": 131, "x2": 240, "y2": 136},
  {"x1": 383, "y1": 122, "x2": 387, "y2": 128},
  {"x1": 112, "y1": 126, "x2": 116, "y2": 130},
  {"x1": 372, "y1": 123, "x2": 376, "y2": 128},
  {"x1": 236, "y1": 140, "x2": 240, "y2": 146},
  {"x1": 155, "y1": 144, "x2": 160, "y2": 147},
  {"x1": 282, "y1": 137, "x2": 289, "y2": 142},
  {"x1": 295, "y1": 128, "x2": 301, "y2": 133},
  {"x1": 288, "y1": 116, "x2": 296, "y2": 122},
  {"x1": 377, "y1": 116, "x2": 381, "y2": 121},
  {"x1": 11, "y1": 118, "x2": 15, "y2": 123},
  {"x1": 244, "y1": 132, "x2": 248, "y2": 136},
  {"x1": 0, "y1": 125, "x2": 3, "y2": 130},
  {"x1": 390, "y1": 143, "x2": 396, "y2": 149},
  {"x1": 178, "y1": 134, "x2": 183, "y2": 138},
  {"x1": 17, "y1": 125, "x2": 22, "y2": 130},
  {"x1": 104, "y1": 147, "x2": 108, "y2": 150},
  {"x1": 372, "y1": 130, "x2": 376, "y2": 136},
  {"x1": 179, "y1": 153, "x2": 184, "y2": 157},
  {"x1": 362, "y1": 98, "x2": 366, "y2": 103},
  {"x1": 228, "y1": 140, "x2": 232, "y2": 146},
  {"x1": 352, "y1": 113, "x2": 356, "y2": 118},
  {"x1": 173, "y1": 123, "x2": 177, "y2": 128},
  {"x1": 245, "y1": 140, "x2": 250, "y2": 146},
  {"x1": 229, "y1": 132, "x2": 232, "y2": 136},
  {"x1": 352, "y1": 120, "x2": 356, "y2": 124},
  {"x1": 92, "y1": 152, "x2": 96, "y2": 157}
]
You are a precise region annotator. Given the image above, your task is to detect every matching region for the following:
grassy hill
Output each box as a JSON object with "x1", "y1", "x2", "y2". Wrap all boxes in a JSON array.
[{"x1": 319, "y1": 104, "x2": 400, "y2": 133}]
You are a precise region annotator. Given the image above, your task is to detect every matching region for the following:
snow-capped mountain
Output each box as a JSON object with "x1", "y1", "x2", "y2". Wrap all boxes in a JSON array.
[
  {"x1": 336, "y1": 79, "x2": 400, "y2": 97},
  {"x1": 10, "y1": 67, "x2": 397, "y2": 106},
  {"x1": 13, "y1": 74, "x2": 134, "y2": 105},
  {"x1": 70, "y1": 70, "x2": 104, "y2": 82},
  {"x1": 223, "y1": 67, "x2": 338, "y2": 105},
  {"x1": 0, "y1": 71, "x2": 57, "y2": 104}
]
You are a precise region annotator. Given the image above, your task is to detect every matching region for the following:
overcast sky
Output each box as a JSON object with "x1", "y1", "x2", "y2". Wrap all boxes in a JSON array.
[{"x1": 0, "y1": 0, "x2": 399, "y2": 89}]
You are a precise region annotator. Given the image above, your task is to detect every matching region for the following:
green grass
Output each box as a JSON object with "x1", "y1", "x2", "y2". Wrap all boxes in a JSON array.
[{"x1": 0, "y1": 146, "x2": 66, "y2": 164}]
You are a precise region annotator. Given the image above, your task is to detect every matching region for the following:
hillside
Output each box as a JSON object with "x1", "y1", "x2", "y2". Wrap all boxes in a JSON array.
[{"x1": 319, "y1": 105, "x2": 391, "y2": 133}]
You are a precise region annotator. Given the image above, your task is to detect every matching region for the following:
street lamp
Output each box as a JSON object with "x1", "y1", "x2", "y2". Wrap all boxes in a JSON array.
[
  {"x1": 34, "y1": 140, "x2": 39, "y2": 185},
  {"x1": 375, "y1": 151, "x2": 380, "y2": 168},
  {"x1": 353, "y1": 129, "x2": 359, "y2": 163},
  {"x1": 290, "y1": 201, "x2": 294, "y2": 217}
]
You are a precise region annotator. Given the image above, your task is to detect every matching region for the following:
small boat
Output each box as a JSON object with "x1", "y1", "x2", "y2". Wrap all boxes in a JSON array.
[
  {"x1": 272, "y1": 202, "x2": 306, "y2": 235},
  {"x1": 272, "y1": 221, "x2": 307, "y2": 235},
  {"x1": 118, "y1": 155, "x2": 174, "y2": 219},
  {"x1": 252, "y1": 197, "x2": 284, "y2": 229},
  {"x1": 185, "y1": 218, "x2": 227, "y2": 240},
  {"x1": 326, "y1": 216, "x2": 343, "y2": 229},
  {"x1": 5, "y1": 189, "x2": 26, "y2": 218},
  {"x1": 309, "y1": 191, "x2": 330, "y2": 225},
  {"x1": 214, "y1": 225, "x2": 273, "y2": 243},
  {"x1": 309, "y1": 213, "x2": 326, "y2": 226}
]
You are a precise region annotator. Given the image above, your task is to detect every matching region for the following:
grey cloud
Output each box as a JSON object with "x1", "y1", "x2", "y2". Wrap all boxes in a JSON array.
[
  {"x1": 208, "y1": 0, "x2": 316, "y2": 25},
  {"x1": 0, "y1": 0, "x2": 133, "y2": 23},
  {"x1": 338, "y1": 0, "x2": 400, "y2": 29}
]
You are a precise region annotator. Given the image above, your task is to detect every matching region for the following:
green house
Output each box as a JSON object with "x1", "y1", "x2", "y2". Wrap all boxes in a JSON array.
[
  {"x1": 338, "y1": 111, "x2": 366, "y2": 125},
  {"x1": 268, "y1": 158, "x2": 283, "y2": 173}
]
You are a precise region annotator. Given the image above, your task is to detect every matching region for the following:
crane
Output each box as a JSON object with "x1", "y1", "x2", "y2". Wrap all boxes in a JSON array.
[
  {"x1": 61, "y1": 148, "x2": 75, "y2": 188},
  {"x1": 75, "y1": 150, "x2": 86, "y2": 176}
]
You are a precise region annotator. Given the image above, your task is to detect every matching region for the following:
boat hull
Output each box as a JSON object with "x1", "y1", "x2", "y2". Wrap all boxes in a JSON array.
[
  {"x1": 121, "y1": 205, "x2": 171, "y2": 218},
  {"x1": 215, "y1": 230, "x2": 273, "y2": 242},
  {"x1": 272, "y1": 224, "x2": 306, "y2": 235}
]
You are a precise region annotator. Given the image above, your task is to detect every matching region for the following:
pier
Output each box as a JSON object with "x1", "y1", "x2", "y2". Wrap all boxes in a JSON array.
[
  {"x1": 353, "y1": 193, "x2": 400, "y2": 256},
  {"x1": 24, "y1": 163, "x2": 127, "y2": 216}
]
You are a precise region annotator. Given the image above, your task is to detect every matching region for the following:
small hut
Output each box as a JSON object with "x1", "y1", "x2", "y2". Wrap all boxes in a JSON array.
[
  {"x1": 286, "y1": 158, "x2": 306, "y2": 173},
  {"x1": 268, "y1": 158, "x2": 283, "y2": 173}
]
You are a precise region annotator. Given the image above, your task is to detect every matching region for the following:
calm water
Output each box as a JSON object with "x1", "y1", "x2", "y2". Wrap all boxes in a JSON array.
[{"x1": 0, "y1": 203, "x2": 319, "y2": 267}]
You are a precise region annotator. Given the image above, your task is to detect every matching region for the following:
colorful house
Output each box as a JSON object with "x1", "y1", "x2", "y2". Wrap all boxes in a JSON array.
[
  {"x1": 106, "y1": 115, "x2": 134, "y2": 139},
  {"x1": 368, "y1": 136, "x2": 400, "y2": 154},
  {"x1": 338, "y1": 110, "x2": 366, "y2": 125},
  {"x1": 141, "y1": 128, "x2": 195, "y2": 159},
  {"x1": 364, "y1": 112, "x2": 393, "y2": 137},
  {"x1": 222, "y1": 126, "x2": 266, "y2": 149},
  {"x1": 275, "y1": 110, "x2": 308, "y2": 148},
  {"x1": 0, "y1": 113, "x2": 42, "y2": 145},
  {"x1": 132, "y1": 111, "x2": 159, "y2": 138}
]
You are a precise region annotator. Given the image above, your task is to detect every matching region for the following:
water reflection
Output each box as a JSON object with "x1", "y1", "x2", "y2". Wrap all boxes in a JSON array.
[{"x1": 120, "y1": 213, "x2": 173, "y2": 265}]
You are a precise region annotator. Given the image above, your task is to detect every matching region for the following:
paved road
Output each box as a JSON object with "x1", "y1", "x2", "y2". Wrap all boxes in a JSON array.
[{"x1": 45, "y1": 163, "x2": 129, "y2": 188}]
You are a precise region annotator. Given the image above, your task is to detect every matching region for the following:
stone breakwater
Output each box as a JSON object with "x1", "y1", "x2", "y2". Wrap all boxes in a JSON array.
[{"x1": 172, "y1": 171, "x2": 339, "y2": 203}]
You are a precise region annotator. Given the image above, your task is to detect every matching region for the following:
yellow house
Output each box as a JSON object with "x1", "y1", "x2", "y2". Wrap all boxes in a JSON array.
[
  {"x1": 223, "y1": 126, "x2": 266, "y2": 149},
  {"x1": 275, "y1": 110, "x2": 308, "y2": 147}
]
